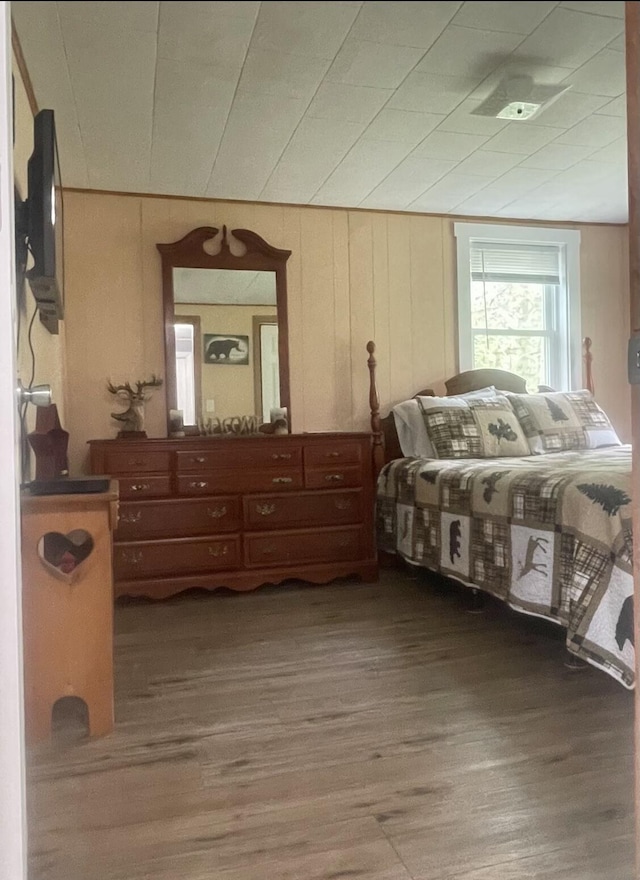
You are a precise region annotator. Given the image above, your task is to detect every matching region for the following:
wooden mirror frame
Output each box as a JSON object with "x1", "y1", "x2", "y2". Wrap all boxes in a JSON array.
[{"x1": 157, "y1": 226, "x2": 292, "y2": 435}]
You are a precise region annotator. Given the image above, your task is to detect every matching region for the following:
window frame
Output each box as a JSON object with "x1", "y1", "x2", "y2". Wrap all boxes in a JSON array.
[{"x1": 454, "y1": 222, "x2": 581, "y2": 391}]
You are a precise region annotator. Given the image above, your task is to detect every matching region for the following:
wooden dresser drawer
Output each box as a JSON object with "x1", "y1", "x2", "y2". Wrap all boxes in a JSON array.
[
  {"x1": 105, "y1": 450, "x2": 170, "y2": 475},
  {"x1": 305, "y1": 441, "x2": 363, "y2": 467},
  {"x1": 245, "y1": 526, "x2": 364, "y2": 568},
  {"x1": 178, "y1": 469, "x2": 303, "y2": 495},
  {"x1": 114, "y1": 535, "x2": 240, "y2": 579},
  {"x1": 244, "y1": 489, "x2": 363, "y2": 530},
  {"x1": 176, "y1": 444, "x2": 302, "y2": 472},
  {"x1": 304, "y1": 465, "x2": 363, "y2": 490},
  {"x1": 116, "y1": 496, "x2": 241, "y2": 540},
  {"x1": 118, "y1": 476, "x2": 171, "y2": 500},
  {"x1": 89, "y1": 431, "x2": 378, "y2": 597}
]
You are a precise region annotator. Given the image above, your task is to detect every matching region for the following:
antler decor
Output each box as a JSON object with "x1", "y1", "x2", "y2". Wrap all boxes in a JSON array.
[{"x1": 107, "y1": 376, "x2": 163, "y2": 437}]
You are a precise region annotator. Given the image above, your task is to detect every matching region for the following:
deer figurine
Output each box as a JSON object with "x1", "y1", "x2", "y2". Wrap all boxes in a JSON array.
[{"x1": 107, "y1": 376, "x2": 163, "y2": 436}]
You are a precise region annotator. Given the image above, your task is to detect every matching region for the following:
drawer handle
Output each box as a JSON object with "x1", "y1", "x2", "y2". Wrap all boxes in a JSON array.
[
  {"x1": 256, "y1": 503, "x2": 276, "y2": 516},
  {"x1": 128, "y1": 458, "x2": 146, "y2": 467},
  {"x1": 327, "y1": 451, "x2": 341, "y2": 458},
  {"x1": 337, "y1": 536, "x2": 351, "y2": 548},
  {"x1": 325, "y1": 473, "x2": 345, "y2": 482},
  {"x1": 208, "y1": 544, "x2": 228, "y2": 557},
  {"x1": 189, "y1": 481, "x2": 209, "y2": 489},
  {"x1": 192, "y1": 456, "x2": 207, "y2": 464},
  {"x1": 207, "y1": 505, "x2": 227, "y2": 519},
  {"x1": 120, "y1": 510, "x2": 142, "y2": 524},
  {"x1": 260, "y1": 543, "x2": 277, "y2": 556},
  {"x1": 334, "y1": 498, "x2": 352, "y2": 510},
  {"x1": 272, "y1": 452, "x2": 292, "y2": 460},
  {"x1": 272, "y1": 477, "x2": 293, "y2": 484},
  {"x1": 129, "y1": 483, "x2": 150, "y2": 492},
  {"x1": 121, "y1": 549, "x2": 143, "y2": 565}
]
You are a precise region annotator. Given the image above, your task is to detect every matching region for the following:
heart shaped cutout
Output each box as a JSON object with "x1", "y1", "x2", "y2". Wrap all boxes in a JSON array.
[{"x1": 37, "y1": 530, "x2": 94, "y2": 585}]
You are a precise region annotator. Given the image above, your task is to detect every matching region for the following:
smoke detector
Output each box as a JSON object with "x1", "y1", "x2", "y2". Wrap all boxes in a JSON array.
[{"x1": 472, "y1": 74, "x2": 571, "y2": 121}]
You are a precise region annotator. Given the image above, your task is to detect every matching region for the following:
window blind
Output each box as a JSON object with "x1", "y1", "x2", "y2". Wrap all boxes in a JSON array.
[
  {"x1": 470, "y1": 241, "x2": 561, "y2": 285},
  {"x1": 175, "y1": 323, "x2": 194, "y2": 354}
]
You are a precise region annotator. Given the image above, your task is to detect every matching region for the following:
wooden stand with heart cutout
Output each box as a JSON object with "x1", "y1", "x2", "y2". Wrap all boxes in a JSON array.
[{"x1": 21, "y1": 483, "x2": 119, "y2": 744}]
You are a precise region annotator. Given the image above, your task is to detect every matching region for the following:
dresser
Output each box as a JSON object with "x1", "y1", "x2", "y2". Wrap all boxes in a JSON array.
[{"x1": 89, "y1": 433, "x2": 377, "y2": 600}]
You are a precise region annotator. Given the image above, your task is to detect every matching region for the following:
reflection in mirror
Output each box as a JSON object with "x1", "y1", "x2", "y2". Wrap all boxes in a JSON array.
[
  {"x1": 253, "y1": 316, "x2": 279, "y2": 423},
  {"x1": 158, "y1": 226, "x2": 291, "y2": 435},
  {"x1": 174, "y1": 316, "x2": 200, "y2": 425},
  {"x1": 172, "y1": 267, "x2": 278, "y2": 427}
]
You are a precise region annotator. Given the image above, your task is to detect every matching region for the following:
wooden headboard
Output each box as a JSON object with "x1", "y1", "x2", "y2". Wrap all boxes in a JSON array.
[{"x1": 366, "y1": 337, "x2": 596, "y2": 476}]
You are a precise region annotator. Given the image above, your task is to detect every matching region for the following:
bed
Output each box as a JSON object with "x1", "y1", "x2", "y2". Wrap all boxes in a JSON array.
[{"x1": 366, "y1": 341, "x2": 635, "y2": 689}]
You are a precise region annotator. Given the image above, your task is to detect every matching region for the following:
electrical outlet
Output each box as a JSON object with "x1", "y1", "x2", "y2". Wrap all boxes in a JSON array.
[{"x1": 206, "y1": 398, "x2": 215, "y2": 413}]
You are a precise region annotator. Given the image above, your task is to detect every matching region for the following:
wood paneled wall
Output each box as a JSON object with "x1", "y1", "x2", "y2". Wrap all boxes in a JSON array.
[{"x1": 62, "y1": 190, "x2": 631, "y2": 473}]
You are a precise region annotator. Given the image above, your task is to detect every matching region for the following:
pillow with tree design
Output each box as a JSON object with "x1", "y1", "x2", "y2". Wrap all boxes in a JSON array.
[
  {"x1": 417, "y1": 394, "x2": 530, "y2": 459},
  {"x1": 507, "y1": 390, "x2": 621, "y2": 454}
]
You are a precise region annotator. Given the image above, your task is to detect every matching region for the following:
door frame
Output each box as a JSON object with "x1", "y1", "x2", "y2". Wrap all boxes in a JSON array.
[
  {"x1": 0, "y1": 0, "x2": 27, "y2": 876},
  {"x1": 625, "y1": 5, "x2": 640, "y2": 877}
]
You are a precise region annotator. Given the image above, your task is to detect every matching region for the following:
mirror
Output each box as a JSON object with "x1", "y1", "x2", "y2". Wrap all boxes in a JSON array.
[{"x1": 158, "y1": 226, "x2": 291, "y2": 433}]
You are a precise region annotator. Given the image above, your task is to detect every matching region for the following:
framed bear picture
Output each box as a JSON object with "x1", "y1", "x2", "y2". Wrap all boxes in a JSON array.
[{"x1": 203, "y1": 334, "x2": 249, "y2": 365}]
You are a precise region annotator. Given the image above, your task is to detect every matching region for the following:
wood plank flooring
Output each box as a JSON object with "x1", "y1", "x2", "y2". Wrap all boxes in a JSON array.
[{"x1": 26, "y1": 569, "x2": 635, "y2": 880}]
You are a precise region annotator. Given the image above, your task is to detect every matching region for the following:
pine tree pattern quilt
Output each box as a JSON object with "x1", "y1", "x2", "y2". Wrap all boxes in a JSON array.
[{"x1": 376, "y1": 446, "x2": 634, "y2": 687}]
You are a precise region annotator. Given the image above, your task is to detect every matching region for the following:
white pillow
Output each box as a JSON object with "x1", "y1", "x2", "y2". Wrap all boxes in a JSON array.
[
  {"x1": 392, "y1": 386, "x2": 497, "y2": 458},
  {"x1": 393, "y1": 400, "x2": 434, "y2": 458}
]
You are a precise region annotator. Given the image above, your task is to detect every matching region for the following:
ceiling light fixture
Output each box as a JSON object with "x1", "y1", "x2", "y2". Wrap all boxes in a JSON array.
[
  {"x1": 472, "y1": 74, "x2": 571, "y2": 121},
  {"x1": 496, "y1": 101, "x2": 542, "y2": 120}
]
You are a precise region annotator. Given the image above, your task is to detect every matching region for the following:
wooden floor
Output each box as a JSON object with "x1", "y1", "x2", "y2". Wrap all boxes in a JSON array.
[{"x1": 27, "y1": 569, "x2": 635, "y2": 880}]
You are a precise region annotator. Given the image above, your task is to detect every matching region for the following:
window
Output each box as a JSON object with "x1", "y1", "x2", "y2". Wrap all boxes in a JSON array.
[
  {"x1": 174, "y1": 317, "x2": 202, "y2": 426},
  {"x1": 455, "y1": 223, "x2": 581, "y2": 392},
  {"x1": 252, "y1": 316, "x2": 279, "y2": 423}
]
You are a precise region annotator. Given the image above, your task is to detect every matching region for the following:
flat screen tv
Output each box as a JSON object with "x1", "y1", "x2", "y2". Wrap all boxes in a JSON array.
[{"x1": 24, "y1": 109, "x2": 64, "y2": 332}]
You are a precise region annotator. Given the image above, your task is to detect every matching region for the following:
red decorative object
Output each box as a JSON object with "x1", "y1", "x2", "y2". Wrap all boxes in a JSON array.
[{"x1": 27, "y1": 404, "x2": 69, "y2": 481}]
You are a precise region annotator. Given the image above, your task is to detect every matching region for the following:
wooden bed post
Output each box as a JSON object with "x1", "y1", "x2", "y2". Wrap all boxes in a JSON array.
[
  {"x1": 367, "y1": 341, "x2": 385, "y2": 477},
  {"x1": 583, "y1": 337, "x2": 594, "y2": 395},
  {"x1": 624, "y1": 5, "x2": 640, "y2": 877}
]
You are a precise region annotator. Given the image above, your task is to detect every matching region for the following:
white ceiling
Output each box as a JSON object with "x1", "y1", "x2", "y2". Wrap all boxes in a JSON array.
[
  {"x1": 173, "y1": 267, "x2": 276, "y2": 305},
  {"x1": 12, "y1": 1, "x2": 628, "y2": 222}
]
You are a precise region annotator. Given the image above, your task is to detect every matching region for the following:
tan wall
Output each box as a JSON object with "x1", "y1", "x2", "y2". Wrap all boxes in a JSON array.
[
  {"x1": 62, "y1": 190, "x2": 631, "y2": 473},
  {"x1": 578, "y1": 224, "x2": 630, "y2": 441},
  {"x1": 13, "y1": 55, "x2": 67, "y2": 439},
  {"x1": 176, "y1": 303, "x2": 276, "y2": 423}
]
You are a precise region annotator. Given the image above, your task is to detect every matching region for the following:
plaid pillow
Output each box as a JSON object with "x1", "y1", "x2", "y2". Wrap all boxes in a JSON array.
[
  {"x1": 507, "y1": 390, "x2": 621, "y2": 454},
  {"x1": 417, "y1": 394, "x2": 530, "y2": 459}
]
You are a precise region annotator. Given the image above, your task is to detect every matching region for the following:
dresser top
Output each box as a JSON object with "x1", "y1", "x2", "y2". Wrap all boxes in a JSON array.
[{"x1": 89, "y1": 432, "x2": 372, "y2": 447}]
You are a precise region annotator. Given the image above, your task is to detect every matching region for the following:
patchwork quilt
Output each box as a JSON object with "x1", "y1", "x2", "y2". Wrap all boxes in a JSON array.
[{"x1": 376, "y1": 446, "x2": 635, "y2": 688}]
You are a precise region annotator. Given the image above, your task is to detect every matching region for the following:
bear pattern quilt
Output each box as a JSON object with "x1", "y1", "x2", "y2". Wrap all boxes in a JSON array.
[{"x1": 376, "y1": 446, "x2": 635, "y2": 687}]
